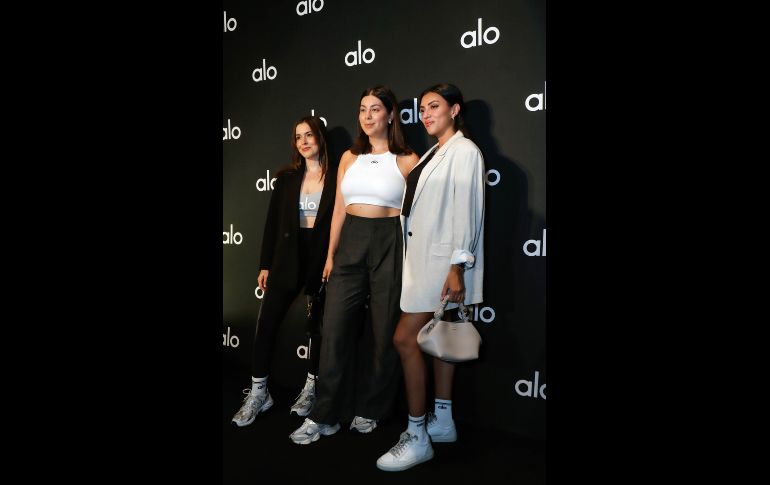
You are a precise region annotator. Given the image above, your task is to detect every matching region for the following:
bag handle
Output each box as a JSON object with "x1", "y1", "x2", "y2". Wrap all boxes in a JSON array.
[{"x1": 432, "y1": 295, "x2": 469, "y2": 322}]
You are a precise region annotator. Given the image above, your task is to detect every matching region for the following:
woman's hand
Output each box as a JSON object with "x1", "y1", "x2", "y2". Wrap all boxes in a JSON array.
[
  {"x1": 441, "y1": 265, "x2": 465, "y2": 303},
  {"x1": 322, "y1": 257, "x2": 334, "y2": 281},
  {"x1": 258, "y1": 270, "x2": 269, "y2": 291}
]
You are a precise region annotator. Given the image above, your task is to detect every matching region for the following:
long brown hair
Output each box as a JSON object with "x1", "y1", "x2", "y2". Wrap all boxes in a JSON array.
[
  {"x1": 350, "y1": 85, "x2": 413, "y2": 156},
  {"x1": 289, "y1": 116, "x2": 329, "y2": 180}
]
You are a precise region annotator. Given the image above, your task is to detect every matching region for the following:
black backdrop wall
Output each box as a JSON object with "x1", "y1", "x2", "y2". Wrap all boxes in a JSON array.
[{"x1": 223, "y1": 0, "x2": 545, "y2": 441}]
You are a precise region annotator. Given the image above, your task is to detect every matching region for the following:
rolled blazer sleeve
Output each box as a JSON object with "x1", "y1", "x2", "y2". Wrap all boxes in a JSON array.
[{"x1": 450, "y1": 145, "x2": 485, "y2": 269}]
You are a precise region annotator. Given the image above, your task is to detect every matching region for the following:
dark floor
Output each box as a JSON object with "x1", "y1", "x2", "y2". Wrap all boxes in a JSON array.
[{"x1": 223, "y1": 370, "x2": 545, "y2": 484}]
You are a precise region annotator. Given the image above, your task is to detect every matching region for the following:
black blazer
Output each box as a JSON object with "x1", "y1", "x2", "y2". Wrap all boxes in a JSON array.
[{"x1": 259, "y1": 163, "x2": 337, "y2": 294}]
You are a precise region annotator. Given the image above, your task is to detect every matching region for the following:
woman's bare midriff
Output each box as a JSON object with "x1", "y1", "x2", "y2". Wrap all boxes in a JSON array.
[{"x1": 346, "y1": 204, "x2": 400, "y2": 218}]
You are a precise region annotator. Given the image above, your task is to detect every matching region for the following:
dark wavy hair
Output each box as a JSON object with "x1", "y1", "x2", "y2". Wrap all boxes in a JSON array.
[
  {"x1": 289, "y1": 116, "x2": 329, "y2": 180},
  {"x1": 419, "y1": 83, "x2": 470, "y2": 138},
  {"x1": 350, "y1": 85, "x2": 413, "y2": 156}
]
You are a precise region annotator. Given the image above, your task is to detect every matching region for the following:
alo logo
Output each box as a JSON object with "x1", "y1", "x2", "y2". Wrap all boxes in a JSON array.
[
  {"x1": 345, "y1": 40, "x2": 375, "y2": 66},
  {"x1": 296, "y1": 0, "x2": 324, "y2": 16},
  {"x1": 485, "y1": 169, "x2": 500, "y2": 186},
  {"x1": 223, "y1": 119, "x2": 241, "y2": 140},
  {"x1": 300, "y1": 195, "x2": 318, "y2": 211},
  {"x1": 254, "y1": 286, "x2": 264, "y2": 299},
  {"x1": 523, "y1": 229, "x2": 546, "y2": 257},
  {"x1": 256, "y1": 170, "x2": 277, "y2": 191},
  {"x1": 223, "y1": 11, "x2": 237, "y2": 32},
  {"x1": 297, "y1": 345, "x2": 309, "y2": 359},
  {"x1": 223, "y1": 224, "x2": 243, "y2": 245},
  {"x1": 460, "y1": 18, "x2": 500, "y2": 48},
  {"x1": 526, "y1": 82, "x2": 547, "y2": 111},
  {"x1": 223, "y1": 326, "x2": 240, "y2": 348},
  {"x1": 400, "y1": 98, "x2": 422, "y2": 125},
  {"x1": 515, "y1": 371, "x2": 546, "y2": 399},
  {"x1": 296, "y1": 337, "x2": 315, "y2": 360},
  {"x1": 310, "y1": 108, "x2": 327, "y2": 126},
  {"x1": 252, "y1": 59, "x2": 277, "y2": 82},
  {"x1": 468, "y1": 304, "x2": 496, "y2": 323}
]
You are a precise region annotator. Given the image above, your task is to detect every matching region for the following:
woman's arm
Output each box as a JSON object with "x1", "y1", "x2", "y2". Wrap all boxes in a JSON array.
[
  {"x1": 323, "y1": 151, "x2": 354, "y2": 280},
  {"x1": 397, "y1": 152, "x2": 421, "y2": 178},
  {"x1": 450, "y1": 145, "x2": 485, "y2": 269},
  {"x1": 442, "y1": 146, "x2": 485, "y2": 303}
]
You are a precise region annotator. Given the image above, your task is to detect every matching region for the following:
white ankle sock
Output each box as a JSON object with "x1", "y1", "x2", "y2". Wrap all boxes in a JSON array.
[
  {"x1": 407, "y1": 414, "x2": 426, "y2": 437},
  {"x1": 434, "y1": 399, "x2": 453, "y2": 425},
  {"x1": 251, "y1": 376, "x2": 268, "y2": 395}
]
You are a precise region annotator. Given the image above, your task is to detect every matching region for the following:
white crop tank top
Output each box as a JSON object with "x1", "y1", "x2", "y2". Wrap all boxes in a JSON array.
[{"x1": 340, "y1": 152, "x2": 405, "y2": 209}]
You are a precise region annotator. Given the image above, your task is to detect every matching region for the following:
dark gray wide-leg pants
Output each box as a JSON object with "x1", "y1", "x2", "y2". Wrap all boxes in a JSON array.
[{"x1": 310, "y1": 214, "x2": 402, "y2": 425}]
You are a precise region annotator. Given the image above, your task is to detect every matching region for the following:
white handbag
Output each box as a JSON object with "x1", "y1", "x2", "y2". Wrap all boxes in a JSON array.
[{"x1": 417, "y1": 296, "x2": 482, "y2": 362}]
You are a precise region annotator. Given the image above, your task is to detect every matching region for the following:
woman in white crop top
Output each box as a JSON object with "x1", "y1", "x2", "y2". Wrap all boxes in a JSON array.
[{"x1": 290, "y1": 86, "x2": 420, "y2": 444}]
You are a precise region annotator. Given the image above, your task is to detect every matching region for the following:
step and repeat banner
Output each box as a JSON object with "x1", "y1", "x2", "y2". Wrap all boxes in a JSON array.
[{"x1": 223, "y1": 0, "x2": 545, "y2": 440}]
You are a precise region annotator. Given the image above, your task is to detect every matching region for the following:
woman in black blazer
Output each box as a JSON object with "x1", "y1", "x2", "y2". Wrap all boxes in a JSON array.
[{"x1": 232, "y1": 116, "x2": 337, "y2": 427}]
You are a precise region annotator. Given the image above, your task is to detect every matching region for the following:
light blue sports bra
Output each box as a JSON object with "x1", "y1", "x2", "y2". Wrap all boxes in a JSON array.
[{"x1": 299, "y1": 191, "x2": 322, "y2": 217}]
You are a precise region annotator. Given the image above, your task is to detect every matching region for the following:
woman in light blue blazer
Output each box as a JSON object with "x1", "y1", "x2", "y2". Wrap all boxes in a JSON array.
[{"x1": 377, "y1": 84, "x2": 485, "y2": 472}]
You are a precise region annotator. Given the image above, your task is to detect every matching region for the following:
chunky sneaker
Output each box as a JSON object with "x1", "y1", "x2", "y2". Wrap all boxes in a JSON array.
[
  {"x1": 427, "y1": 412, "x2": 457, "y2": 442},
  {"x1": 289, "y1": 418, "x2": 341, "y2": 445},
  {"x1": 231, "y1": 389, "x2": 274, "y2": 427},
  {"x1": 290, "y1": 378, "x2": 316, "y2": 417},
  {"x1": 376, "y1": 431, "x2": 434, "y2": 471},
  {"x1": 350, "y1": 416, "x2": 378, "y2": 433}
]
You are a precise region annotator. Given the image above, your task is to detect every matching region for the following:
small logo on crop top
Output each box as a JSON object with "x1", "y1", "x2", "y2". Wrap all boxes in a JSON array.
[{"x1": 370, "y1": 160, "x2": 378, "y2": 164}]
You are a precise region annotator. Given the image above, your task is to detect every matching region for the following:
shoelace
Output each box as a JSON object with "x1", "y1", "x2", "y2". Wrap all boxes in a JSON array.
[
  {"x1": 427, "y1": 412, "x2": 437, "y2": 426},
  {"x1": 389, "y1": 432, "x2": 415, "y2": 457},
  {"x1": 293, "y1": 391, "x2": 314, "y2": 408},
  {"x1": 241, "y1": 389, "x2": 265, "y2": 408},
  {"x1": 293, "y1": 382, "x2": 315, "y2": 404}
]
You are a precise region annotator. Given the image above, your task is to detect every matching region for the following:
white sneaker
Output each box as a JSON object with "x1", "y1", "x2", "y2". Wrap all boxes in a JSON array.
[
  {"x1": 289, "y1": 418, "x2": 341, "y2": 445},
  {"x1": 427, "y1": 412, "x2": 457, "y2": 442},
  {"x1": 290, "y1": 378, "x2": 316, "y2": 417},
  {"x1": 231, "y1": 389, "x2": 273, "y2": 427},
  {"x1": 376, "y1": 431, "x2": 434, "y2": 471},
  {"x1": 350, "y1": 416, "x2": 378, "y2": 433}
]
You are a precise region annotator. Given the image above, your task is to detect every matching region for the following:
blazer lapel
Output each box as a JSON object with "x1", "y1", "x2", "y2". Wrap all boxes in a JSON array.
[
  {"x1": 316, "y1": 165, "x2": 336, "y2": 221},
  {"x1": 410, "y1": 131, "x2": 465, "y2": 208},
  {"x1": 287, "y1": 167, "x2": 303, "y2": 223}
]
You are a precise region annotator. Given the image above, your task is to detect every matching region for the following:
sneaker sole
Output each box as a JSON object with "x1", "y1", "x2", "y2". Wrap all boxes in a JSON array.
[
  {"x1": 429, "y1": 433, "x2": 457, "y2": 443},
  {"x1": 231, "y1": 397, "x2": 274, "y2": 427},
  {"x1": 376, "y1": 448, "x2": 435, "y2": 472}
]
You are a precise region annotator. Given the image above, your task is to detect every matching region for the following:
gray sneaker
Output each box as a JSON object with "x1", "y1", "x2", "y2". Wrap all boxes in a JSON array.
[
  {"x1": 350, "y1": 416, "x2": 378, "y2": 433},
  {"x1": 231, "y1": 389, "x2": 274, "y2": 427},
  {"x1": 289, "y1": 418, "x2": 341, "y2": 445},
  {"x1": 290, "y1": 378, "x2": 316, "y2": 417}
]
